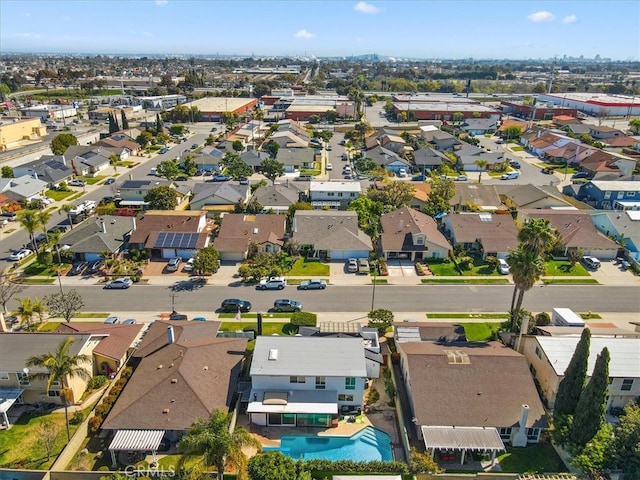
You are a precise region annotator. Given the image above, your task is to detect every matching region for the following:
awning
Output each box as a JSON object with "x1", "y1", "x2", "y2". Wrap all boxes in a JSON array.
[
  {"x1": 247, "y1": 401, "x2": 337, "y2": 415},
  {"x1": 119, "y1": 200, "x2": 149, "y2": 207},
  {"x1": 109, "y1": 429, "x2": 165, "y2": 451},
  {"x1": 421, "y1": 426, "x2": 505, "y2": 452},
  {"x1": 0, "y1": 388, "x2": 24, "y2": 414}
]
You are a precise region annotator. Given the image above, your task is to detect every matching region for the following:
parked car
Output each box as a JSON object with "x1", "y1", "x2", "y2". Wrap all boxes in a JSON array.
[
  {"x1": 541, "y1": 167, "x2": 555, "y2": 174},
  {"x1": 34, "y1": 234, "x2": 48, "y2": 247},
  {"x1": 498, "y1": 259, "x2": 510, "y2": 275},
  {"x1": 68, "y1": 179, "x2": 86, "y2": 187},
  {"x1": 347, "y1": 258, "x2": 359, "y2": 273},
  {"x1": 104, "y1": 278, "x2": 133, "y2": 289},
  {"x1": 167, "y1": 257, "x2": 182, "y2": 272},
  {"x1": 357, "y1": 258, "x2": 370, "y2": 274},
  {"x1": 104, "y1": 178, "x2": 115, "y2": 185},
  {"x1": 326, "y1": 163, "x2": 333, "y2": 171},
  {"x1": 257, "y1": 277, "x2": 287, "y2": 290},
  {"x1": 509, "y1": 160, "x2": 521, "y2": 169},
  {"x1": 122, "y1": 319, "x2": 137, "y2": 325},
  {"x1": 9, "y1": 248, "x2": 32, "y2": 261},
  {"x1": 159, "y1": 148, "x2": 168, "y2": 154},
  {"x1": 47, "y1": 225, "x2": 68, "y2": 234},
  {"x1": 572, "y1": 171, "x2": 589, "y2": 179},
  {"x1": 1, "y1": 212, "x2": 18, "y2": 221},
  {"x1": 212, "y1": 174, "x2": 230, "y2": 182},
  {"x1": 455, "y1": 175, "x2": 469, "y2": 182},
  {"x1": 581, "y1": 255, "x2": 601, "y2": 270},
  {"x1": 501, "y1": 172, "x2": 520, "y2": 180},
  {"x1": 69, "y1": 261, "x2": 88, "y2": 276},
  {"x1": 298, "y1": 279, "x2": 327, "y2": 290},
  {"x1": 183, "y1": 258, "x2": 195, "y2": 272},
  {"x1": 104, "y1": 316, "x2": 119, "y2": 324},
  {"x1": 398, "y1": 168, "x2": 408, "y2": 178},
  {"x1": 86, "y1": 260, "x2": 103, "y2": 274},
  {"x1": 236, "y1": 176, "x2": 250, "y2": 185},
  {"x1": 412, "y1": 174, "x2": 426, "y2": 182},
  {"x1": 191, "y1": 143, "x2": 199, "y2": 150},
  {"x1": 273, "y1": 299, "x2": 303, "y2": 312},
  {"x1": 220, "y1": 299, "x2": 252, "y2": 313}
]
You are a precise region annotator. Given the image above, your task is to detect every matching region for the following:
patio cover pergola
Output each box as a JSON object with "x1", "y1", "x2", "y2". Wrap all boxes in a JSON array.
[
  {"x1": 109, "y1": 429, "x2": 165, "y2": 466},
  {"x1": 0, "y1": 388, "x2": 24, "y2": 429},
  {"x1": 421, "y1": 426, "x2": 505, "y2": 465}
]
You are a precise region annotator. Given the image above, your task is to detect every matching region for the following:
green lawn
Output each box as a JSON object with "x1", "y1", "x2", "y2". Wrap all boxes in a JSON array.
[
  {"x1": 23, "y1": 263, "x2": 70, "y2": 277},
  {"x1": 79, "y1": 176, "x2": 106, "y2": 185},
  {"x1": 545, "y1": 259, "x2": 590, "y2": 276},
  {"x1": 543, "y1": 278, "x2": 599, "y2": 285},
  {"x1": 460, "y1": 322, "x2": 503, "y2": 341},
  {"x1": 510, "y1": 146, "x2": 524, "y2": 151},
  {"x1": 45, "y1": 189, "x2": 74, "y2": 201},
  {"x1": 425, "y1": 261, "x2": 459, "y2": 276},
  {"x1": 19, "y1": 278, "x2": 55, "y2": 284},
  {"x1": 38, "y1": 321, "x2": 61, "y2": 332},
  {"x1": 288, "y1": 258, "x2": 330, "y2": 276},
  {"x1": 73, "y1": 312, "x2": 111, "y2": 318},
  {"x1": 219, "y1": 321, "x2": 294, "y2": 336},
  {"x1": 428, "y1": 313, "x2": 509, "y2": 319},
  {"x1": 421, "y1": 278, "x2": 509, "y2": 284},
  {"x1": 497, "y1": 444, "x2": 568, "y2": 473}
]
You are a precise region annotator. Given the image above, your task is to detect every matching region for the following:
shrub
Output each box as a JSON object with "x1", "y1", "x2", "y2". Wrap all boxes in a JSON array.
[
  {"x1": 458, "y1": 256, "x2": 474, "y2": 270},
  {"x1": 367, "y1": 386, "x2": 380, "y2": 404},
  {"x1": 95, "y1": 403, "x2": 111, "y2": 417},
  {"x1": 290, "y1": 311, "x2": 317, "y2": 327},
  {"x1": 69, "y1": 410, "x2": 85, "y2": 425},
  {"x1": 88, "y1": 375, "x2": 108, "y2": 390},
  {"x1": 104, "y1": 394, "x2": 117, "y2": 405},
  {"x1": 114, "y1": 378, "x2": 127, "y2": 388},
  {"x1": 535, "y1": 312, "x2": 551, "y2": 327},
  {"x1": 109, "y1": 385, "x2": 123, "y2": 397},
  {"x1": 415, "y1": 262, "x2": 425, "y2": 276},
  {"x1": 88, "y1": 415, "x2": 103, "y2": 435},
  {"x1": 121, "y1": 367, "x2": 133, "y2": 379},
  {"x1": 378, "y1": 260, "x2": 388, "y2": 276}
]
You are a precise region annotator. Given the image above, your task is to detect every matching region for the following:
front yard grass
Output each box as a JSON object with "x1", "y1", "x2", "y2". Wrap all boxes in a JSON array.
[
  {"x1": 545, "y1": 259, "x2": 589, "y2": 276},
  {"x1": 80, "y1": 175, "x2": 106, "y2": 185},
  {"x1": 497, "y1": 443, "x2": 568, "y2": 473},
  {"x1": 288, "y1": 258, "x2": 330, "y2": 276},
  {"x1": 219, "y1": 321, "x2": 293, "y2": 336},
  {"x1": 45, "y1": 189, "x2": 74, "y2": 201},
  {"x1": 38, "y1": 321, "x2": 61, "y2": 332},
  {"x1": 425, "y1": 261, "x2": 459, "y2": 276},
  {"x1": 543, "y1": 278, "x2": 599, "y2": 285},
  {"x1": 422, "y1": 278, "x2": 509, "y2": 284},
  {"x1": 460, "y1": 322, "x2": 503, "y2": 341}
]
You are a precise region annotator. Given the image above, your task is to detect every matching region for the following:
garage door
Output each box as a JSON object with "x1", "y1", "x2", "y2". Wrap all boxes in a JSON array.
[
  {"x1": 176, "y1": 249, "x2": 196, "y2": 259},
  {"x1": 330, "y1": 250, "x2": 367, "y2": 260},
  {"x1": 219, "y1": 252, "x2": 245, "y2": 262}
]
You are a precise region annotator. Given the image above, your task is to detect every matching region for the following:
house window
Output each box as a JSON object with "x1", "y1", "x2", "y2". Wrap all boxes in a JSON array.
[
  {"x1": 50, "y1": 378, "x2": 61, "y2": 387},
  {"x1": 498, "y1": 427, "x2": 511, "y2": 440},
  {"x1": 350, "y1": 193, "x2": 356, "y2": 198},
  {"x1": 535, "y1": 346, "x2": 542, "y2": 359},
  {"x1": 415, "y1": 236, "x2": 424, "y2": 245},
  {"x1": 628, "y1": 192, "x2": 636, "y2": 197},
  {"x1": 617, "y1": 192, "x2": 624, "y2": 199},
  {"x1": 17, "y1": 372, "x2": 30, "y2": 387},
  {"x1": 289, "y1": 376, "x2": 306, "y2": 384},
  {"x1": 338, "y1": 192, "x2": 343, "y2": 197},
  {"x1": 345, "y1": 377, "x2": 356, "y2": 390},
  {"x1": 529, "y1": 364, "x2": 537, "y2": 377},
  {"x1": 526, "y1": 428, "x2": 541, "y2": 441},
  {"x1": 327, "y1": 192, "x2": 335, "y2": 197},
  {"x1": 0, "y1": 372, "x2": 9, "y2": 380},
  {"x1": 621, "y1": 379, "x2": 634, "y2": 391},
  {"x1": 315, "y1": 377, "x2": 326, "y2": 390},
  {"x1": 604, "y1": 191, "x2": 611, "y2": 199},
  {"x1": 338, "y1": 394, "x2": 354, "y2": 402},
  {"x1": 47, "y1": 390, "x2": 61, "y2": 398}
]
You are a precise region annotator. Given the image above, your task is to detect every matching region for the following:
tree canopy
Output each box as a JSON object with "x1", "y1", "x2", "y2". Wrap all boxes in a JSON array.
[
  {"x1": 247, "y1": 451, "x2": 297, "y2": 480},
  {"x1": 260, "y1": 158, "x2": 285, "y2": 184},
  {"x1": 555, "y1": 328, "x2": 591, "y2": 417},
  {"x1": 225, "y1": 153, "x2": 253, "y2": 179},
  {"x1": 156, "y1": 159, "x2": 181, "y2": 180},
  {"x1": 144, "y1": 185, "x2": 178, "y2": 210},
  {"x1": 43, "y1": 289, "x2": 85, "y2": 323},
  {"x1": 50, "y1": 133, "x2": 78, "y2": 155},
  {"x1": 192, "y1": 247, "x2": 220, "y2": 276}
]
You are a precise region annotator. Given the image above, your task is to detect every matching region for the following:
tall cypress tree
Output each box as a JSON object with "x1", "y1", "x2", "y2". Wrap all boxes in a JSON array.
[
  {"x1": 120, "y1": 110, "x2": 129, "y2": 130},
  {"x1": 108, "y1": 112, "x2": 119, "y2": 134},
  {"x1": 554, "y1": 328, "x2": 591, "y2": 416},
  {"x1": 156, "y1": 113, "x2": 163, "y2": 133},
  {"x1": 570, "y1": 347, "x2": 610, "y2": 448}
]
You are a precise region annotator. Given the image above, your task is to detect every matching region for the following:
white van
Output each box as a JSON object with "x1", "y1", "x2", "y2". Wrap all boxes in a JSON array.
[
  {"x1": 398, "y1": 168, "x2": 407, "y2": 178},
  {"x1": 498, "y1": 259, "x2": 510, "y2": 275},
  {"x1": 149, "y1": 167, "x2": 157, "y2": 176},
  {"x1": 501, "y1": 171, "x2": 520, "y2": 180}
]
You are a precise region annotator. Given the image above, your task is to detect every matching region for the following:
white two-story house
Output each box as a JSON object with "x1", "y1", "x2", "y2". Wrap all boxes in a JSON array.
[
  {"x1": 247, "y1": 336, "x2": 368, "y2": 427},
  {"x1": 309, "y1": 181, "x2": 361, "y2": 210}
]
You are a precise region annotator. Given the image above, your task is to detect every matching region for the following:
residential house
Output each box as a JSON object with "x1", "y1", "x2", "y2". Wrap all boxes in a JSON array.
[
  {"x1": 292, "y1": 210, "x2": 372, "y2": 260},
  {"x1": 422, "y1": 129, "x2": 459, "y2": 151},
  {"x1": 576, "y1": 180, "x2": 640, "y2": 210},
  {"x1": 497, "y1": 119, "x2": 528, "y2": 139},
  {"x1": 60, "y1": 215, "x2": 134, "y2": 261},
  {"x1": 397, "y1": 338, "x2": 547, "y2": 453},
  {"x1": 128, "y1": 210, "x2": 211, "y2": 259},
  {"x1": 0, "y1": 175, "x2": 48, "y2": 203},
  {"x1": 241, "y1": 150, "x2": 270, "y2": 173},
  {"x1": 601, "y1": 136, "x2": 638, "y2": 148},
  {"x1": 460, "y1": 118, "x2": 498, "y2": 135},
  {"x1": 520, "y1": 209, "x2": 620, "y2": 260},
  {"x1": 552, "y1": 115, "x2": 581, "y2": 127},
  {"x1": 455, "y1": 144, "x2": 504, "y2": 172},
  {"x1": 308, "y1": 181, "x2": 361, "y2": 210},
  {"x1": 365, "y1": 146, "x2": 411, "y2": 175},
  {"x1": 102, "y1": 321, "x2": 247, "y2": 447},
  {"x1": 496, "y1": 184, "x2": 575, "y2": 210},
  {"x1": 412, "y1": 147, "x2": 448, "y2": 174},
  {"x1": 55, "y1": 323, "x2": 144, "y2": 378},
  {"x1": 377, "y1": 133, "x2": 408, "y2": 155},
  {"x1": 250, "y1": 183, "x2": 301, "y2": 214},
  {"x1": 379, "y1": 207, "x2": 451, "y2": 261},
  {"x1": 275, "y1": 148, "x2": 317, "y2": 173},
  {"x1": 247, "y1": 336, "x2": 368, "y2": 427},
  {"x1": 563, "y1": 123, "x2": 593, "y2": 136},
  {"x1": 12, "y1": 155, "x2": 75, "y2": 189},
  {"x1": 442, "y1": 213, "x2": 519, "y2": 260},
  {"x1": 213, "y1": 213, "x2": 286, "y2": 261},
  {"x1": 588, "y1": 125, "x2": 625, "y2": 140},
  {"x1": 521, "y1": 335, "x2": 640, "y2": 412},
  {"x1": 408, "y1": 183, "x2": 432, "y2": 211},
  {"x1": 590, "y1": 209, "x2": 640, "y2": 261},
  {"x1": 0, "y1": 333, "x2": 96, "y2": 424},
  {"x1": 451, "y1": 184, "x2": 503, "y2": 212},
  {"x1": 578, "y1": 150, "x2": 637, "y2": 177},
  {"x1": 94, "y1": 134, "x2": 139, "y2": 156},
  {"x1": 524, "y1": 131, "x2": 579, "y2": 159},
  {"x1": 189, "y1": 183, "x2": 250, "y2": 212},
  {"x1": 118, "y1": 179, "x2": 188, "y2": 209},
  {"x1": 268, "y1": 130, "x2": 310, "y2": 149}
]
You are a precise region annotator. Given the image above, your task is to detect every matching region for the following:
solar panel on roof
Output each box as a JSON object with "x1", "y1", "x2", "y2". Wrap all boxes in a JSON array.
[{"x1": 153, "y1": 232, "x2": 199, "y2": 249}]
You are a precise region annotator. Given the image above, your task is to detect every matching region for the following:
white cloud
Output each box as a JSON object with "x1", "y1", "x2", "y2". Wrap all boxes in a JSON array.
[
  {"x1": 354, "y1": 2, "x2": 380, "y2": 14},
  {"x1": 563, "y1": 14, "x2": 578, "y2": 24},
  {"x1": 294, "y1": 29, "x2": 315, "y2": 40},
  {"x1": 527, "y1": 11, "x2": 556, "y2": 22},
  {"x1": 155, "y1": 0, "x2": 168, "y2": 5},
  {"x1": 18, "y1": 33, "x2": 41, "y2": 39}
]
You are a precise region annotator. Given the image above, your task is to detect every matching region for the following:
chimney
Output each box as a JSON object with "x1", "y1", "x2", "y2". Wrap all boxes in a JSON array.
[
  {"x1": 100, "y1": 220, "x2": 106, "y2": 234},
  {"x1": 129, "y1": 174, "x2": 133, "y2": 180},
  {"x1": 257, "y1": 312, "x2": 263, "y2": 337},
  {"x1": 519, "y1": 404, "x2": 530, "y2": 428},
  {"x1": 167, "y1": 326, "x2": 175, "y2": 344},
  {"x1": 398, "y1": 219, "x2": 404, "y2": 232},
  {"x1": 131, "y1": 216, "x2": 136, "y2": 231},
  {"x1": 511, "y1": 404, "x2": 530, "y2": 447}
]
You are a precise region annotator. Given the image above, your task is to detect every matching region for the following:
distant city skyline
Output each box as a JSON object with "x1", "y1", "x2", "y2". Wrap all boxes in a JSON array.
[{"x1": 1, "y1": 0, "x2": 638, "y2": 60}]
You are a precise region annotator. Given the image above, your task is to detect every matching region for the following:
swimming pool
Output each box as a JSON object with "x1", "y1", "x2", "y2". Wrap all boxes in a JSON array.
[{"x1": 265, "y1": 426, "x2": 393, "y2": 462}]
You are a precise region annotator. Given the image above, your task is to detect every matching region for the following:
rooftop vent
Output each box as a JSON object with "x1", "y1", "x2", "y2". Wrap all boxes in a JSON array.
[
  {"x1": 268, "y1": 349, "x2": 278, "y2": 361},
  {"x1": 171, "y1": 378, "x2": 178, "y2": 384},
  {"x1": 163, "y1": 408, "x2": 170, "y2": 414},
  {"x1": 444, "y1": 350, "x2": 470, "y2": 365}
]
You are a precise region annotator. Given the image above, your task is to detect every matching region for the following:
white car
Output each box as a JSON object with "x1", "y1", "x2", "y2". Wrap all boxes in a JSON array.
[
  {"x1": 326, "y1": 163, "x2": 333, "y2": 171},
  {"x1": 183, "y1": 258, "x2": 195, "y2": 272},
  {"x1": 104, "y1": 278, "x2": 133, "y2": 289},
  {"x1": 9, "y1": 248, "x2": 32, "y2": 261},
  {"x1": 257, "y1": 277, "x2": 287, "y2": 290},
  {"x1": 498, "y1": 259, "x2": 510, "y2": 275}
]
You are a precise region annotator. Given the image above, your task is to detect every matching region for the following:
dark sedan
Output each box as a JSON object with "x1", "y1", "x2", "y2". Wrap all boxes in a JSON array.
[
  {"x1": 68, "y1": 261, "x2": 88, "y2": 276},
  {"x1": 220, "y1": 299, "x2": 252, "y2": 313}
]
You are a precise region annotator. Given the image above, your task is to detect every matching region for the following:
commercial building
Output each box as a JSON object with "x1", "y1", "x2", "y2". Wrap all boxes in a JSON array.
[
  {"x1": 537, "y1": 92, "x2": 640, "y2": 117},
  {"x1": 0, "y1": 117, "x2": 47, "y2": 151},
  {"x1": 188, "y1": 97, "x2": 257, "y2": 122}
]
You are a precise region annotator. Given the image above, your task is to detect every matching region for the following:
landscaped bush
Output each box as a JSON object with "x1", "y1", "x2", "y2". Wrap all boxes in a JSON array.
[
  {"x1": 366, "y1": 386, "x2": 380, "y2": 404},
  {"x1": 88, "y1": 375, "x2": 108, "y2": 390},
  {"x1": 104, "y1": 394, "x2": 117, "y2": 405},
  {"x1": 378, "y1": 260, "x2": 388, "y2": 276},
  {"x1": 114, "y1": 377, "x2": 127, "y2": 388},
  {"x1": 290, "y1": 312, "x2": 317, "y2": 327},
  {"x1": 121, "y1": 367, "x2": 133, "y2": 379},
  {"x1": 415, "y1": 262, "x2": 425, "y2": 276},
  {"x1": 69, "y1": 410, "x2": 85, "y2": 425},
  {"x1": 95, "y1": 403, "x2": 111, "y2": 417},
  {"x1": 302, "y1": 459, "x2": 408, "y2": 474},
  {"x1": 88, "y1": 415, "x2": 103, "y2": 435},
  {"x1": 535, "y1": 312, "x2": 551, "y2": 327},
  {"x1": 109, "y1": 384, "x2": 123, "y2": 397},
  {"x1": 457, "y1": 256, "x2": 474, "y2": 270}
]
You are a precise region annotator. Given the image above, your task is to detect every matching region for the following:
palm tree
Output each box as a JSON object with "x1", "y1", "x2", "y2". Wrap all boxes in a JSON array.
[
  {"x1": 26, "y1": 337, "x2": 91, "y2": 441},
  {"x1": 60, "y1": 204, "x2": 74, "y2": 230},
  {"x1": 508, "y1": 245, "x2": 546, "y2": 332},
  {"x1": 178, "y1": 409, "x2": 260, "y2": 480},
  {"x1": 518, "y1": 218, "x2": 558, "y2": 256},
  {"x1": 15, "y1": 296, "x2": 35, "y2": 327},
  {"x1": 31, "y1": 296, "x2": 47, "y2": 324},
  {"x1": 37, "y1": 210, "x2": 52, "y2": 243},
  {"x1": 18, "y1": 209, "x2": 40, "y2": 251},
  {"x1": 475, "y1": 159, "x2": 489, "y2": 184}
]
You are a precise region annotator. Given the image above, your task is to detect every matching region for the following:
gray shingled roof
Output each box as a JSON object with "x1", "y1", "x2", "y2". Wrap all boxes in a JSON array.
[
  {"x1": 292, "y1": 211, "x2": 372, "y2": 251},
  {"x1": 61, "y1": 215, "x2": 133, "y2": 254}
]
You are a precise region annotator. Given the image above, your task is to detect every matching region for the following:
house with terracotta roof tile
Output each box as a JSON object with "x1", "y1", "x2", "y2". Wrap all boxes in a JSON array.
[
  {"x1": 213, "y1": 213, "x2": 286, "y2": 261},
  {"x1": 379, "y1": 207, "x2": 450, "y2": 261}
]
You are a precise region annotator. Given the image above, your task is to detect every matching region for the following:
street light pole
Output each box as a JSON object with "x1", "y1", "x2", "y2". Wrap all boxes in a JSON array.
[{"x1": 370, "y1": 270, "x2": 377, "y2": 312}]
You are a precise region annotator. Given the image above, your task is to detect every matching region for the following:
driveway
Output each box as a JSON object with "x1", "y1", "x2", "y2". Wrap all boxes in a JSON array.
[{"x1": 385, "y1": 260, "x2": 416, "y2": 277}]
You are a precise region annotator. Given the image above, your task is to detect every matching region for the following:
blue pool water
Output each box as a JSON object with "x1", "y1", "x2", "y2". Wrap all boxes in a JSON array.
[{"x1": 265, "y1": 426, "x2": 393, "y2": 462}]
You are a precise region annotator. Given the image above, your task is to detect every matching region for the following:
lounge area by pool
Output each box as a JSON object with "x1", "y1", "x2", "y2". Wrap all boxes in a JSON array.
[{"x1": 264, "y1": 426, "x2": 393, "y2": 462}]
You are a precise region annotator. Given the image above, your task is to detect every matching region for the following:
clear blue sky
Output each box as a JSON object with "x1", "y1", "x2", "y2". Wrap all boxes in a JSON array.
[{"x1": 1, "y1": 0, "x2": 638, "y2": 60}]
